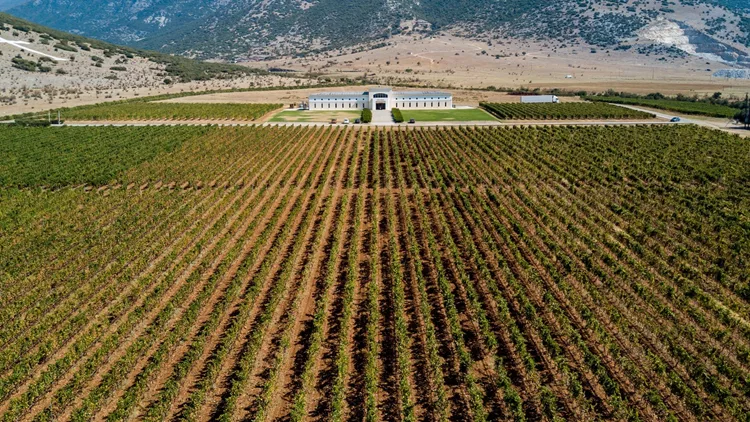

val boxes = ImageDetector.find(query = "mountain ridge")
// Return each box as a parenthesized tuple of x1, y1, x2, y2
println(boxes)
(7, 0, 750, 61)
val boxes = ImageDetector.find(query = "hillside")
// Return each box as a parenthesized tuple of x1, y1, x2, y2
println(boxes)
(6, 0, 750, 62)
(0, 13, 263, 81)
(0, 13, 299, 117)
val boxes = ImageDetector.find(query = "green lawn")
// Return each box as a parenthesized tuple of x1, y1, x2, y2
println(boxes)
(399, 108, 497, 122)
(269, 110, 362, 122)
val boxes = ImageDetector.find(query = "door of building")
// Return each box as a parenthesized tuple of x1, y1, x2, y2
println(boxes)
(376, 102, 386, 110)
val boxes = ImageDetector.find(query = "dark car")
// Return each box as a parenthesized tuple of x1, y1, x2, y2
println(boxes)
(670, 117, 681, 123)
(355, 119, 361, 124)
(409, 119, 416, 124)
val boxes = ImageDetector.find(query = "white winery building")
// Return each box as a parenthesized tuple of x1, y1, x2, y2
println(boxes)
(308, 87, 452, 111)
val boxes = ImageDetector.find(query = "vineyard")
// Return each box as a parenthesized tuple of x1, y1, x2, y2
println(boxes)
(481, 102, 654, 120)
(0, 126, 206, 187)
(0, 124, 748, 421)
(55, 102, 282, 121)
(583, 96, 740, 118)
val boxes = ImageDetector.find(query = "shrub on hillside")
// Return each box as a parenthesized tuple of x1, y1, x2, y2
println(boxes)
(392, 108, 404, 123)
(11, 56, 37, 72)
(53, 42, 77, 52)
(361, 108, 372, 123)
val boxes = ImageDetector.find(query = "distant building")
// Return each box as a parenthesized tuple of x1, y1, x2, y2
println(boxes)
(308, 87, 452, 111)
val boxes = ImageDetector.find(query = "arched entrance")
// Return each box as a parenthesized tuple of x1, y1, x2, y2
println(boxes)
(373, 92, 388, 110)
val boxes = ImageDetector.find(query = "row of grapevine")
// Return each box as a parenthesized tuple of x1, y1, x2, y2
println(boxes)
(1, 124, 747, 421)
(61, 102, 282, 121)
(584, 96, 740, 118)
(480, 102, 653, 120)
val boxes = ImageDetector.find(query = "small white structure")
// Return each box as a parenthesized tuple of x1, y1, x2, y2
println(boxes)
(520, 95, 560, 104)
(308, 87, 452, 111)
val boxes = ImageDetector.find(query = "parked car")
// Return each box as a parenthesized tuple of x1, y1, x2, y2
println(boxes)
(354, 118, 361, 124)
(330, 119, 337, 124)
(409, 119, 416, 124)
(343, 119, 350, 124)
(670, 117, 681, 123)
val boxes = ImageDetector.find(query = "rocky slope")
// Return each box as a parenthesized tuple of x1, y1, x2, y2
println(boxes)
(6, 0, 750, 62)
(0, 13, 278, 115)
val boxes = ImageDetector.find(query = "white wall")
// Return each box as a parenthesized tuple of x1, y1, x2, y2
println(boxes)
(393, 96, 452, 109)
(308, 93, 452, 110)
(309, 97, 368, 110)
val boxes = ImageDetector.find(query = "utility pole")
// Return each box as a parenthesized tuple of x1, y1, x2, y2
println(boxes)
(745, 93, 749, 129)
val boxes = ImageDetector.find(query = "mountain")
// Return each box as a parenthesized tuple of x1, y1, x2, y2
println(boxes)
(0, 0, 25, 11)
(7, 0, 750, 61)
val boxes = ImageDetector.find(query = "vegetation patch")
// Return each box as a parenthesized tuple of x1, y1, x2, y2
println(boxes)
(10, 56, 37, 72)
(585, 95, 742, 118)
(392, 108, 404, 123)
(361, 108, 372, 123)
(53, 42, 77, 52)
(269, 110, 360, 122)
(481, 102, 654, 120)
(400, 108, 497, 122)
(55, 102, 281, 121)
(0, 125, 747, 421)
(0, 126, 208, 187)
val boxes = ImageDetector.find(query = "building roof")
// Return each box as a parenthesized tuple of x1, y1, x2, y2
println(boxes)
(309, 92, 367, 98)
(308, 87, 452, 99)
(393, 91, 451, 96)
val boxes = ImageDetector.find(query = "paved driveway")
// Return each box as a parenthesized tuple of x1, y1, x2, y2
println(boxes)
(371, 110, 393, 124)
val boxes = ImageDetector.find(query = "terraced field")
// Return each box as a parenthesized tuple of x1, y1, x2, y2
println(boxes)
(0, 124, 748, 421)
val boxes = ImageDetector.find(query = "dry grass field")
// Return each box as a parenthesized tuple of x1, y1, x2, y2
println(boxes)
(244, 35, 750, 97)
